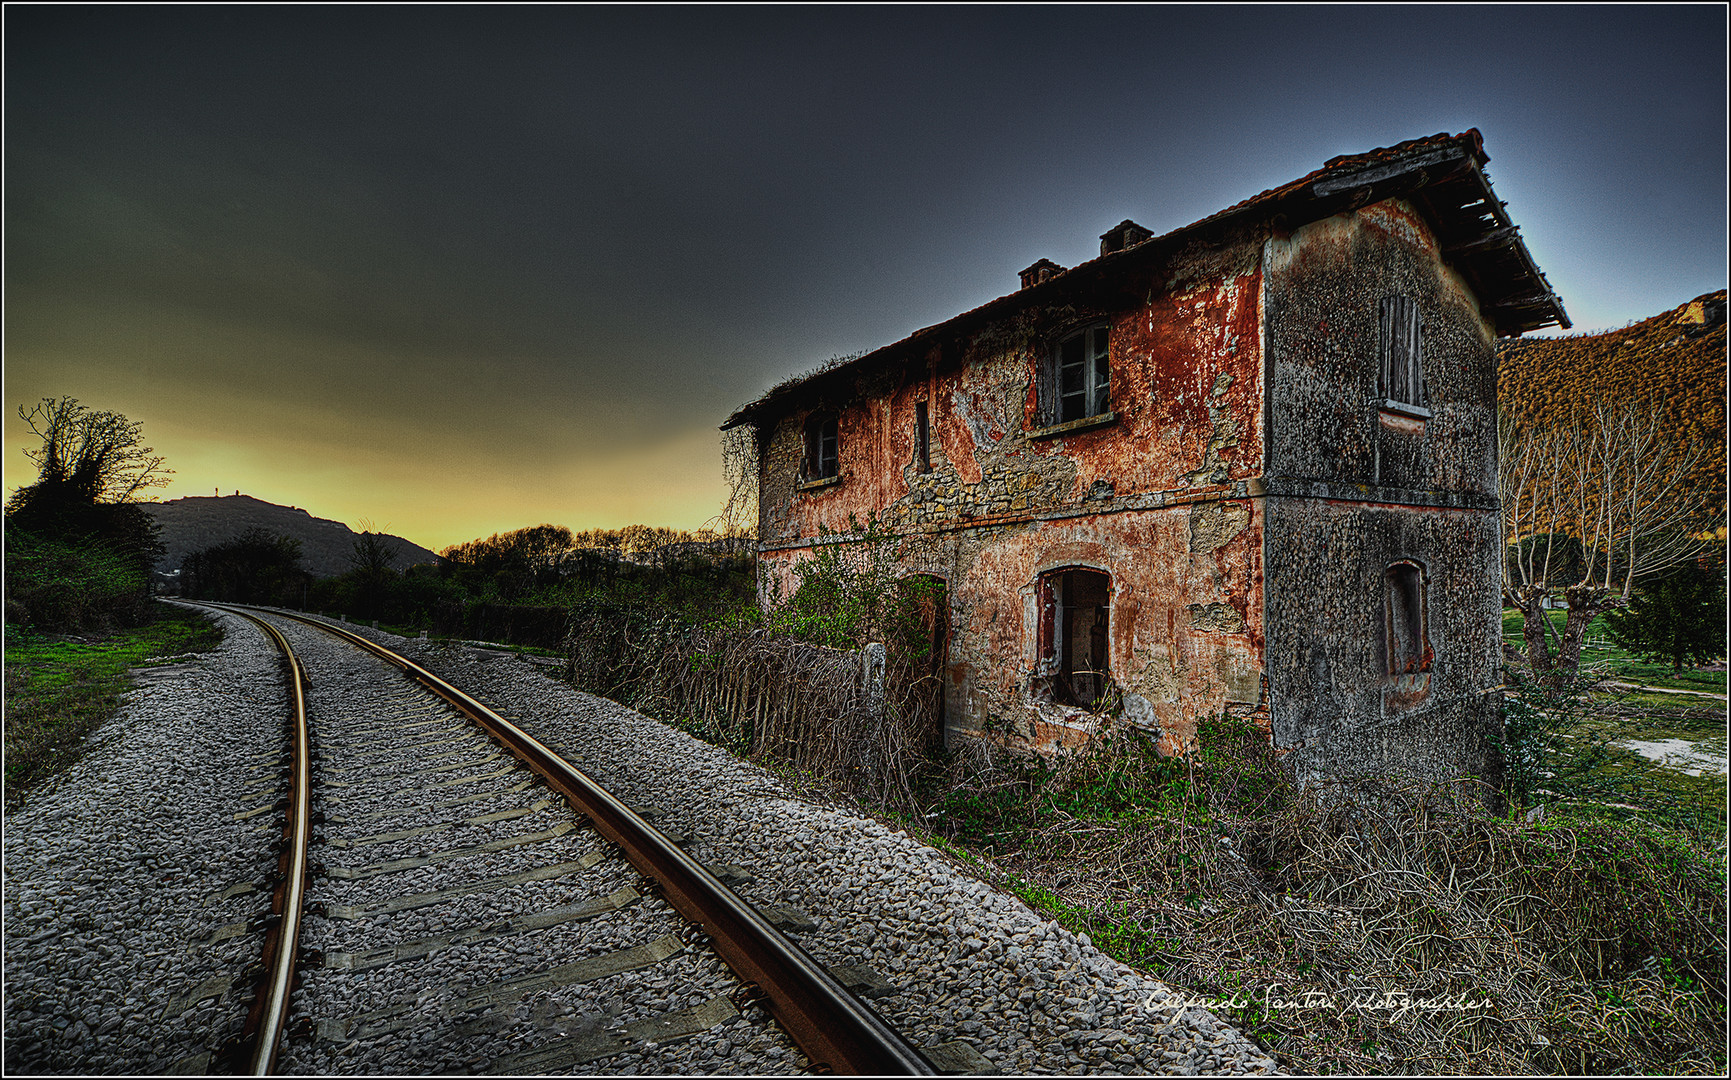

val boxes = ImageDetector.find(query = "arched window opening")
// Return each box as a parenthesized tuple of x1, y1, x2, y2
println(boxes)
(1036, 566, 1112, 707)
(1385, 560, 1433, 679)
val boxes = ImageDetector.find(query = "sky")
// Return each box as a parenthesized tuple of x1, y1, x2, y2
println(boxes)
(5, 4, 1726, 552)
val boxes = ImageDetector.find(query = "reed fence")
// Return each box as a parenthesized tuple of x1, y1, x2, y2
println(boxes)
(563, 605, 940, 809)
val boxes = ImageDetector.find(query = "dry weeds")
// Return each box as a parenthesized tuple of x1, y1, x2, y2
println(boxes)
(921, 723, 1726, 1075)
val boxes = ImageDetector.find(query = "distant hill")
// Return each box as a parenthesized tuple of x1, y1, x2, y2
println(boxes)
(141, 495, 441, 580)
(1498, 289, 1727, 510)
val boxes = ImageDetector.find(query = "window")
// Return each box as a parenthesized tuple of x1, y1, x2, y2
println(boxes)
(803, 413, 838, 482)
(914, 400, 931, 472)
(1050, 323, 1111, 425)
(1378, 295, 1425, 408)
(1036, 567, 1112, 707)
(1384, 561, 1432, 678)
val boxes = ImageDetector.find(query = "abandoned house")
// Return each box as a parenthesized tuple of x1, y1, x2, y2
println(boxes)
(723, 129, 1570, 786)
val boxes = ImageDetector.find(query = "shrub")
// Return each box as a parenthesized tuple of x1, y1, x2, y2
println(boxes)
(1497, 666, 1618, 810)
(1606, 558, 1728, 672)
(926, 714, 1727, 1075)
(3, 527, 153, 632)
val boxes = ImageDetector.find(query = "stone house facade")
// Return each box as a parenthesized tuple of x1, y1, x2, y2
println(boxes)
(724, 130, 1569, 785)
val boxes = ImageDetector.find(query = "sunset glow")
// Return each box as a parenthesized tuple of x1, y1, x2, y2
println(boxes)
(6, 5, 1724, 552)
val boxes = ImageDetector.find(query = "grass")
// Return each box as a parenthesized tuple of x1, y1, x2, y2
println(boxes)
(1500, 608, 1727, 835)
(1556, 698, 1727, 835)
(1502, 607, 1728, 696)
(901, 720, 1728, 1076)
(3, 605, 224, 808)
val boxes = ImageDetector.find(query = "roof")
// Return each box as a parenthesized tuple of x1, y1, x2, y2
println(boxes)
(725, 129, 1569, 432)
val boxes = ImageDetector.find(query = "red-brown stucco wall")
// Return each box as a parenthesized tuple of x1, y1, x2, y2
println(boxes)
(756, 241, 1270, 753)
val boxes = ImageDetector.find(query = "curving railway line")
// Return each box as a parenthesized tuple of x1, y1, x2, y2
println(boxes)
(187, 603, 934, 1075)
(4, 601, 1278, 1076)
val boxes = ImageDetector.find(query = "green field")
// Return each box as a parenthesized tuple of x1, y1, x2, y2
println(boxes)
(1503, 607, 1726, 835)
(3, 606, 224, 807)
(1501, 607, 1728, 696)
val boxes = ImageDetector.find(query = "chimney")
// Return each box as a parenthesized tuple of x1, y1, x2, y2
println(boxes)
(1019, 258, 1066, 290)
(1100, 219, 1153, 256)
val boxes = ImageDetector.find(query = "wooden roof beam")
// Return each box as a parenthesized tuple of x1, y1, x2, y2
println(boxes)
(1483, 292, 1564, 313)
(1444, 225, 1521, 257)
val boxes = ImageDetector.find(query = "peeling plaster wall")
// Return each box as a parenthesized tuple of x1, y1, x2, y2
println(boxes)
(1260, 201, 1503, 789)
(755, 241, 1270, 754)
(758, 500, 1264, 755)
(751, 198, 1503, 787)
(756, 246, 1266, 551)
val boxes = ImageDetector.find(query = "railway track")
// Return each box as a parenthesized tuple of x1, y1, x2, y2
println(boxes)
(188, 603, 936, 1075)
(6, 601, 1277, 1075)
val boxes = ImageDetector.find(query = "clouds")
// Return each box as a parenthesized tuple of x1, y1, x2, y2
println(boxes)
(5, 5, 1725, 549)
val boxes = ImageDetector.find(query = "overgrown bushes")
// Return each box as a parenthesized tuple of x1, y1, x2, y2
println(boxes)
(932, 716, 1727, 1075)
(562, 519, 947, 810)
(4, 527, 155, 632)
(4, 397, 169, 633)
(180, 528, 313, 606)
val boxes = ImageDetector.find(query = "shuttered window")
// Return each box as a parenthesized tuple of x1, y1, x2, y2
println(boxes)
(1051, 324, 1111, 424)
(804, 413, 838, 480)
(1379, 296, 1425, 407)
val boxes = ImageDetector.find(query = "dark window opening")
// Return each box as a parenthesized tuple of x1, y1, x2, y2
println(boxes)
(804, 413, 838, 481)
(915, 400, 931, 472)
(1037, 567, 1112, 707)
(1378, 295, 1425, 407)
(900, 574, 947, 743)
(1050, 323, 1111, 425)
(1385, 561, 1433, 678)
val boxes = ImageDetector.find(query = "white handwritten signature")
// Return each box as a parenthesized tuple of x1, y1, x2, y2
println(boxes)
(1146, 987, 1493, 1020)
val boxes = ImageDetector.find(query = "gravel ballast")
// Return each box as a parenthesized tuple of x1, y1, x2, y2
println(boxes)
(4, 608, 286, 1074)
(3, 608, 1279, 1075)
(385, 627, 1279, 1076)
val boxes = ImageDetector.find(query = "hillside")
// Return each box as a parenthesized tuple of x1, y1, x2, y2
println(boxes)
(1498, 289, 1727, 510)
(142, 495, 440, 580)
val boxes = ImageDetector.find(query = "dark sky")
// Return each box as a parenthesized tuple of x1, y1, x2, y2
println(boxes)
(5, 4, 1726, 549)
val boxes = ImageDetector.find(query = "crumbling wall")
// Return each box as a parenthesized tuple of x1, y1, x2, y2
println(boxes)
(1260, 201, 1503, 787)
(1262, 200, 1498, 494)
(1261, 497, 1502, 786)
(758, 496, 1264, 756)
(757, 243, 1266, 543)
(754, 237, 1270, 754)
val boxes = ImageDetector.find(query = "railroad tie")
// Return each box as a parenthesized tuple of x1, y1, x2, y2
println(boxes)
(320, 885, 640, 972)
(321, 850, 607, 919)
(482, 995, 741, 1073)
(317, 933, 686, 1044)
(322, 821, 578, 880)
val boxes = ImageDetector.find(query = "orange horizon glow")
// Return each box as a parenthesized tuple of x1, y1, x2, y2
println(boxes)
(4, 408, 734, 553)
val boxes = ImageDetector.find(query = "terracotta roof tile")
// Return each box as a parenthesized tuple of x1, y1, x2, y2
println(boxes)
(725, 129, 1557, 430)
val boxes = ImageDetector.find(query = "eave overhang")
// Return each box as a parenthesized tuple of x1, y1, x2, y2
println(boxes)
(724, 129, 1568, 433)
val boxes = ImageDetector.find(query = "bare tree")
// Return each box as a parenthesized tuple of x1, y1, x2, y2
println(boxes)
(10, 397, 172, 511)
(1500, 399, 1716, 680)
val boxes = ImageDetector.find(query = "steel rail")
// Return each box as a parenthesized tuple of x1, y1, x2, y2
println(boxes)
(258, 608, 936, 1076)
(188, 603, 311, 1076)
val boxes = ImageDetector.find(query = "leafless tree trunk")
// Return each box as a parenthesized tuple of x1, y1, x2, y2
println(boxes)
(1499, 400, 1714, 682)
